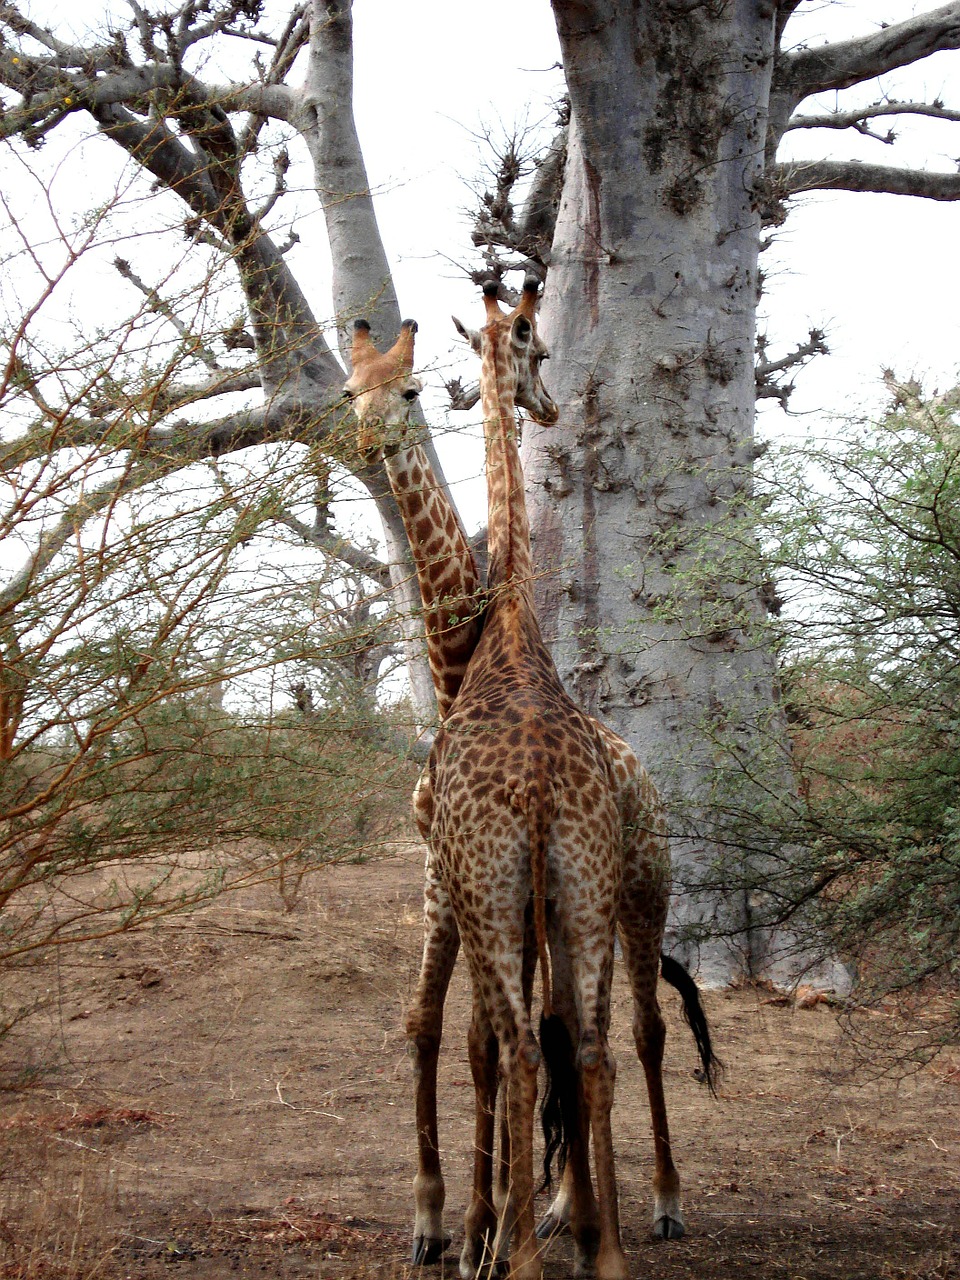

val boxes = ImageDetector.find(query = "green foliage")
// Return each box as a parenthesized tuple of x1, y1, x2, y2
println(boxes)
(1, 664, 414, 965)
(689, 382, 960, 1047)
(0, 342, 416, 1005)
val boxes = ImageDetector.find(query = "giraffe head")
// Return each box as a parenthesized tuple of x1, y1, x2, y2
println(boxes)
(453, 278, 559, 425)
(343, 318, 423, 457)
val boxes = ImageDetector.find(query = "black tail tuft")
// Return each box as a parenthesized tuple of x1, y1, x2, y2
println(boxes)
(660, 952, 724, 1096)
(539, 1012, 578, 1193)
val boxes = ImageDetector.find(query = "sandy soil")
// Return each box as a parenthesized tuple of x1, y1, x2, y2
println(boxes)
(1, 847, 958, 1279)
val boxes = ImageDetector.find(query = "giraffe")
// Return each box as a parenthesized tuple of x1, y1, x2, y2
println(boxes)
(343, 317, 482, 1264)
(343, 316, 483, 726)
(343, 306, 719, 1270)
(448, 280, 722, 1274)
(421, 277, 638, 1280)
(344, 314, 555, 1268)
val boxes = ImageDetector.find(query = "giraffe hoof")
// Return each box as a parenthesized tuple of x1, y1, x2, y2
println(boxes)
(412, 1234, 452, 1264)
(536, 1212, 570, 1240)
(653, 1214, 685, 1241)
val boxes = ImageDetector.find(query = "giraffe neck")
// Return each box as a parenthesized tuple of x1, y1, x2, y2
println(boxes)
(481, 336, 535, 596)
(382, 440, 483, 720)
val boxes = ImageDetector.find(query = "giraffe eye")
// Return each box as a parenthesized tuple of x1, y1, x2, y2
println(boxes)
(402, 388, 419, 401)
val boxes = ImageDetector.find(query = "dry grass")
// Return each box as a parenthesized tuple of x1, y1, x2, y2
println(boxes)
(0, 1135, 120, 1280)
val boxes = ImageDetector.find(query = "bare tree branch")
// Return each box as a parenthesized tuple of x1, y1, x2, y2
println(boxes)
(0, 454, 181, 613)
(0, 53, 294, 145)
(0, 392, 348, 477)
(239, 3, 310, 155)
(788, 99, 960, 138)
(467, 120, 567, 285)
(769, 5, 960, 164)
(777, 158, 960, 200)
(260, 508, 392, 587)
(445, 378, 481, 412)
(301, 0, 399, 358)
(756, 328, 829, 408)
(92, 100, 338, 394)
(202, 452, 391, 586)
(148, 368, 266, 414)
(113, 256, 223, 373)
(780, 4, 960, 101)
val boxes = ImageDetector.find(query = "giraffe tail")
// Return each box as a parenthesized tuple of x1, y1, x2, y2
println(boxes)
(660, 952, 724, 1096)
(512, 775, 577, 1190)
(538, 1008, 577, 1193)
(517, 775, 556, 1020)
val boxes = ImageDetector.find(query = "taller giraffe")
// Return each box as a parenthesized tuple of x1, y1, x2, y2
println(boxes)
(428, 279, 629, 1280)
(456, 283, 718, 1250)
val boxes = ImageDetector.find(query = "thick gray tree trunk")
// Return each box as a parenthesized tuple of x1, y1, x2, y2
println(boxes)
(300, 0, 440, 726)
(527, 2, 846, 987)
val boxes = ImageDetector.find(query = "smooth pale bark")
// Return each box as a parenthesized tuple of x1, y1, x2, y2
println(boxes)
(0, 0, 442, 730)
(527, 2, 847, 986)
(300, 0, 455, 725)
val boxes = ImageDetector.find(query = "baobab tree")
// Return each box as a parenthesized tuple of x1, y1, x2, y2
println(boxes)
(1, 1, 958, 982)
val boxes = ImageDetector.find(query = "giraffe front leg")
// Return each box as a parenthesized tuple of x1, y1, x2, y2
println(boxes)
(408, 860, 459, 1265)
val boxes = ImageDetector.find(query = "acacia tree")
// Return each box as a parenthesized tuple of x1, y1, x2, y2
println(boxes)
(0, 187, 412, 994)
(719, 378, 960, 1050)
(2, 2, 959, 985)
(801, 382, 960, 1033)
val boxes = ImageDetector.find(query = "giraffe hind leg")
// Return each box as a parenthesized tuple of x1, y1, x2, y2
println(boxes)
(640, 1004, 684, 1240)
(576, 1028, 628, 1280)
(501, 1028, 543, 1280)
(619, 925, 685, 1239)
(459, 996, 501, 1280)
(536, 935, 600, 1276)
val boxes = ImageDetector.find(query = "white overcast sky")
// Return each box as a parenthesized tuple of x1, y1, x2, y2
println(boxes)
(7, 1, 960, 535)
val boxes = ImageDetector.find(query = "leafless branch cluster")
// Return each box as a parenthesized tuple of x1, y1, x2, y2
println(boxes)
(0, 0, 440, 973)
(0, 0, 420, 633)
(466, 107, 569, 291)
(755, 328, 829, 409)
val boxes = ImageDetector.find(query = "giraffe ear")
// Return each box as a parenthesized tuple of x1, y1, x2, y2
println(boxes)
(510, 314, 533, 350)
(452, 315, 482, 356)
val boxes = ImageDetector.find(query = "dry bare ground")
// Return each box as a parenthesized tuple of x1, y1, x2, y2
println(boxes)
(1, 847, 958, 1280)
